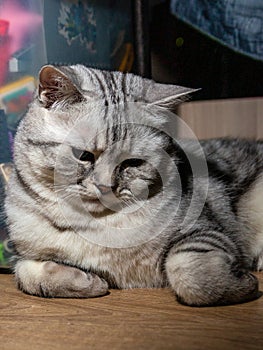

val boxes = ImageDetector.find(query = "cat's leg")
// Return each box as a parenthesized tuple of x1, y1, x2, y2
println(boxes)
(165, 249, 259, 306)
(15, 259, 109, 298)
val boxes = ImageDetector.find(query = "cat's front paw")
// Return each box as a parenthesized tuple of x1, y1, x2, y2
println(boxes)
(15, 260, 109, 298)
(40, 261, 109, 298)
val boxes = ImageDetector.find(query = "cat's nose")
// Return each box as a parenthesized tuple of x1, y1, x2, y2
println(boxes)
(96, 184, 112, 195)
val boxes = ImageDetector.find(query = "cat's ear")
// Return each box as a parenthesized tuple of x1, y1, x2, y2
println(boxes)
(38, 65, 84, 109)
(144, 81, 198, 108)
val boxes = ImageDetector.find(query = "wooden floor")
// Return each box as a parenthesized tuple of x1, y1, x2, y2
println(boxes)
(1, 273, 263, 350)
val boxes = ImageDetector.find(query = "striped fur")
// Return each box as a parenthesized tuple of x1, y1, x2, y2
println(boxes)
(5, 65, 263, 306)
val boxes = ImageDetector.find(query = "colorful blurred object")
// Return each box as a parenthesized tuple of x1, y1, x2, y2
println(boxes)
(0, 19, 10, 85)
(0, 0, 42, 56)
(0, 0, 43, 85)
(0, 18, 9, 36)
(0, 76, 35, 131)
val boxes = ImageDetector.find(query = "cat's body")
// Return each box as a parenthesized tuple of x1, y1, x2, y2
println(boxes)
(5, 65, 263, 306)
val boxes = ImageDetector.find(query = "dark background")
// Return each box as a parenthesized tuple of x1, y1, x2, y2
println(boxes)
(150, 1, 263, 101)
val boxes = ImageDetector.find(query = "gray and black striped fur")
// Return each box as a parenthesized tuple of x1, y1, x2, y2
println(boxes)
(5, 65, 263, 306)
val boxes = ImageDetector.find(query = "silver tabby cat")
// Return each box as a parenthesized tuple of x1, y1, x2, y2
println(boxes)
(5, 64, 263, 306)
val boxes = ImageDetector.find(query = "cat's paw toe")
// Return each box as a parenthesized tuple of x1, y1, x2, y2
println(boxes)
(85, 272, 109, 297)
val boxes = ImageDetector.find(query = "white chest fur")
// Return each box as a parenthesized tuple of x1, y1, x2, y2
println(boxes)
(238, 174, 263, 268)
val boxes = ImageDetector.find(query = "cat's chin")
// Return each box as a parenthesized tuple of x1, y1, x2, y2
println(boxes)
(83, 200, 109, 214)
(83, 198, 126, 216)
(83, 199, 119, 216)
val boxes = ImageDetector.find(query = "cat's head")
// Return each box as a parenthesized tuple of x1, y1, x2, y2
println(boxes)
(15, 65, 195, 215)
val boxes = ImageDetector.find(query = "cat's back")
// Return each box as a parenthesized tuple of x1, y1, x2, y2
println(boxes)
(200, 138, 263, 187)
(201, 138, 263, 169)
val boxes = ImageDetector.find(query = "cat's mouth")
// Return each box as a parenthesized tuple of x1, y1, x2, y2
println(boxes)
(65, 184, 139, 214)
(80, 190, 132, 214)
(80, 195, 101, 202)
(77, 188, 116, 213)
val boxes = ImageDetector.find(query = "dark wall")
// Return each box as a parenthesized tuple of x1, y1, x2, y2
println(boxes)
(150, 2, 263, 100)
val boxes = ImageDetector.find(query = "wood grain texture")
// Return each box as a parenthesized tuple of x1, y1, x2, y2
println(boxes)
(1, 273, 263, 350)
(178, 97, 263, 140)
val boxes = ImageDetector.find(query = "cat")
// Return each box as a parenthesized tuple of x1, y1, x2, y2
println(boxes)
(5, 64, 263, 306)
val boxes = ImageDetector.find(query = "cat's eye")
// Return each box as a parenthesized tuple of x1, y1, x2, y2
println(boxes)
(72, 148, 95, 163)
(121, 158, 145, 168)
